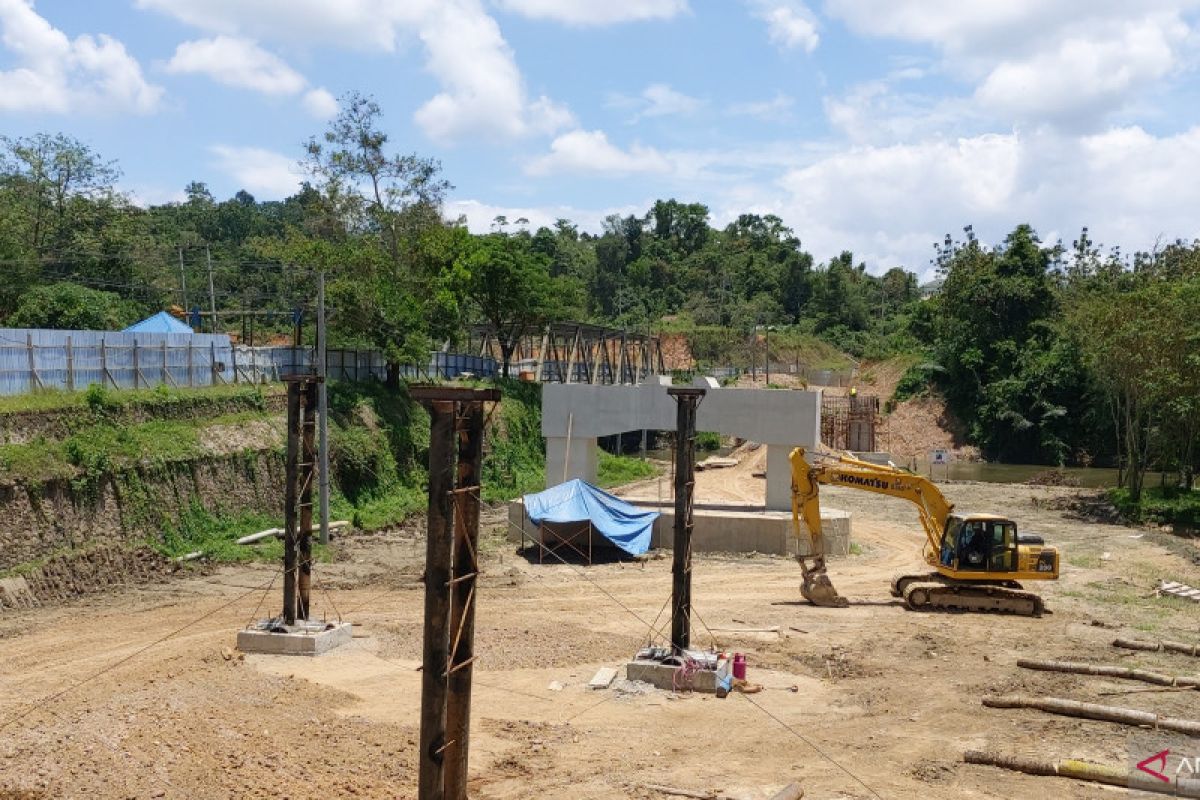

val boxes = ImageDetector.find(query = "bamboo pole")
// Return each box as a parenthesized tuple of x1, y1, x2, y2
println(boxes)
(964, 751, 1200, 798)
(1114, 637, 1200, 657)
(1017, 658, 1200, 688)
(982, 695, 1200, 735)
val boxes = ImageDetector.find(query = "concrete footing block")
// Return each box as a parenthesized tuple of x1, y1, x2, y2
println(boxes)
(236, 621, 352, 656)
(625, 657, 729, 694)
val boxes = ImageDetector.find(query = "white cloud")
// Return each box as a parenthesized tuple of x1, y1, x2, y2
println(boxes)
(0, 0, 162, 114)
(492, 0, 687, 25)
(135, 0, 434, 50)
(140, 0, 573, 144)
(728, 92, 795, 120)
(445, 198, 641, 233)
(823, 1, 1199, 130)
(640, 83, 702, 118)
(699, 125, 1200, 277)
(747, 1, 819, 52)
(209, 145, 302, 197)
(974, 17, 1187, 127)
(526, 130, 673, 176)
(165, 36, 306, 94)
(610, 83, 703, 122)
(302, 87, 338, 118)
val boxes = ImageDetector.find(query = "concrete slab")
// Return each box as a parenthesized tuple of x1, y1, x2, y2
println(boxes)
(541, 382, 821, 509)
(237, 621, 353, 656)
(625, 657, 729, 693)
(588, 666, 618, 689)
(506, 499, 851, 557)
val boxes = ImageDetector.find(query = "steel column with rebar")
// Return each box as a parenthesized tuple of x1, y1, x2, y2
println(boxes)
(298, 379, 317, 620)
(411, 386, 499, 800)
(667, 387, 705, 654)
(282, 379, 301, 625)
(282, 376, 319, 624)
(445, 400, 484, 800)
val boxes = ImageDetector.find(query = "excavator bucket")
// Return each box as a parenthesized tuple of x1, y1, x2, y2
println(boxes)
(799, 557, 849, 608)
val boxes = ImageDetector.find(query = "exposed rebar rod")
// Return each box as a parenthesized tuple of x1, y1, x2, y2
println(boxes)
(418, 399, 455, 800)
(445, 401, 484, 800)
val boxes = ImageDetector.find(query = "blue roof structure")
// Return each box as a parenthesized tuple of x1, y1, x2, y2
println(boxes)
(523, 479, 658, 556)
(123, 311, 194, 334)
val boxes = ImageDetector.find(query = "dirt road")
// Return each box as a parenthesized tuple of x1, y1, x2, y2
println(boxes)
(1, 479, 1198, 799)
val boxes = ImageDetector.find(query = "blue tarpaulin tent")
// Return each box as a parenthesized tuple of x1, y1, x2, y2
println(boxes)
(123, 312, 193, 334)
(522, 479, 658, 556)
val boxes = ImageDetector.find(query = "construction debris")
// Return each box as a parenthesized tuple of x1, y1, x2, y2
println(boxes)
(696, 456, 739, 471)
(1017, 658, 1200, 689)
(237, 520, 350, 545)
(982, 694, 1200, 735)
(964, 750, 1200, 798)
(588, 667, 618, 689)
(1113, 637, 1200, 657)
(1157, 580, 1200, 603)
(768, 784, 804, 800)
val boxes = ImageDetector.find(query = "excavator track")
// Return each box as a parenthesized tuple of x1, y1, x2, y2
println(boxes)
(901, 581, 1044, 617)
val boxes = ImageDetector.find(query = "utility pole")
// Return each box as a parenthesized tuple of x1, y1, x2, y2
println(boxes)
(205, 245, 217, 335)
(765, 323, 770, 385)
(177, 247, 188, 310)
(317, 272, 330, 546)
(667, 387, 704, 654)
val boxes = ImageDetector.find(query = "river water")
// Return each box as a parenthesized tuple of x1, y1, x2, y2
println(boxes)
(635, 443, 1139, 488)
(902, 460, 1136, 488)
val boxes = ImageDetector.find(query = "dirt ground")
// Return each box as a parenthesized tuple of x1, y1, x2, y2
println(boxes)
(2, 466, 1199, 798)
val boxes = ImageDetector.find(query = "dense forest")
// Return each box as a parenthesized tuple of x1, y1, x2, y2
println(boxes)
(1, 93, 1198, 499)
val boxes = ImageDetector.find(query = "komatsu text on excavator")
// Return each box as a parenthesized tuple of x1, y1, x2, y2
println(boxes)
(790, 447, 1059, 616)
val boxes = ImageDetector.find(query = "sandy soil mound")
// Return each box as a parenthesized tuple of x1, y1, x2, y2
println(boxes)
(884, 392, 979, 462)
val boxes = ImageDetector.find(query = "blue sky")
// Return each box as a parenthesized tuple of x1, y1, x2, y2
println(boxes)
(3, 1, 1200, 278)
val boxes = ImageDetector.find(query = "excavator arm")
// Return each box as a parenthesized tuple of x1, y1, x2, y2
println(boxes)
(789, 447, 954, 607)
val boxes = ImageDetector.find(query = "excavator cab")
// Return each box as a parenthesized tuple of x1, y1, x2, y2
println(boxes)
(941, 515, 1017, 572)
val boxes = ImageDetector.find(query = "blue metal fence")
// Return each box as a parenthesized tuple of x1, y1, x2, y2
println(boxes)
(0, 328, 499, 395)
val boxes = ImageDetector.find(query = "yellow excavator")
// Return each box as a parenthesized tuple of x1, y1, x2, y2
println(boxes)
(789, 447, 1059, 616)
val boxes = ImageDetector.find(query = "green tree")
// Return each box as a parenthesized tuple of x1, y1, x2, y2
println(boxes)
(455, 232, 573, 377)
(8, 282, 140, 330)
(299, 93, 456, 384)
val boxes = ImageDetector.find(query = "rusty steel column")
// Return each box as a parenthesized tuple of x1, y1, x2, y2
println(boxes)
(667, 387, 705, 655)
(445, 400, 485, 800)
(411, 385, 500, 800)
(419, 398, 455, 800)
(297, 379, 318, 620)
(282, 377, 302, 625)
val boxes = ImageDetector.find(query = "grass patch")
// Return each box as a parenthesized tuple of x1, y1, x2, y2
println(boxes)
(154, 501, 332, 564)
(0, 381, 277, 416)
(1109, 486, 1200, 529)
(1067, 552, 1103, 569)
(597, 453, 659, 488)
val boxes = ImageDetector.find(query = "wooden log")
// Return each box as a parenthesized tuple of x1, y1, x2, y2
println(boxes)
(1113, 637, 1200, 657)
(965, 750, 1200, 798)
(982, 694, 1200, 735)
(643, 785, 716, 800)
(1017, 658, 1200, 688)
(768, 782, 804, 800)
